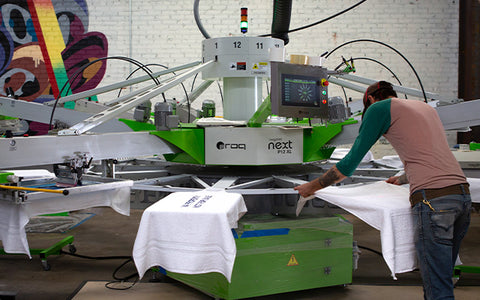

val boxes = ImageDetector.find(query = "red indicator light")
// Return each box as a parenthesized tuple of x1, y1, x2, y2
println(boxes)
(322, 99, 327, 104)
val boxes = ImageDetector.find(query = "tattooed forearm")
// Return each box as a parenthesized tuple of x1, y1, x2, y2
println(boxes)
(318, 167, 342, 188)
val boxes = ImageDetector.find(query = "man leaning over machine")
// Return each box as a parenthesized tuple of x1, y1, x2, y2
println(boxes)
(294, 81, 472, 300)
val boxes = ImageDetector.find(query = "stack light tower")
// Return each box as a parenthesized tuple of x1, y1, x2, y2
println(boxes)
(201, 7, 285, 121)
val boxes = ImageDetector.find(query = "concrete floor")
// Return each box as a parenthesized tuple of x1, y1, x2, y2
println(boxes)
(1, 207, 479, 300)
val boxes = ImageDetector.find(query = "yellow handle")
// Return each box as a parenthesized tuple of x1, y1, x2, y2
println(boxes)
(0, 184, 69, 195)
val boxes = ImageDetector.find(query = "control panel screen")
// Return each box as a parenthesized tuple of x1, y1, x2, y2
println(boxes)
(282, 74, 321, 107)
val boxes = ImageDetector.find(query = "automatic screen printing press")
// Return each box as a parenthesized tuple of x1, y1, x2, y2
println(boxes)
(0, 169, 132, 261)
(131, 167, 480, 299)
(1, 5, 479, 297)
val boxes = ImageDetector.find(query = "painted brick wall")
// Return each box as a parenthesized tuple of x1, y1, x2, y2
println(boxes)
(86, 0, 459, 115)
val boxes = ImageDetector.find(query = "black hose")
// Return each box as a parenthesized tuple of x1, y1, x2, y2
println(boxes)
(271, 0, 293, 45)
(262, 0, 367, 40)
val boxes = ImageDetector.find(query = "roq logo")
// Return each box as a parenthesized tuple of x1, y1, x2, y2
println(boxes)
(216, 141, 247, 150)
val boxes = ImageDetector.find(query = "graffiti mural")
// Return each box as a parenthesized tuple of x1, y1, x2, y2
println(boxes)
(0, 0, 108, 134)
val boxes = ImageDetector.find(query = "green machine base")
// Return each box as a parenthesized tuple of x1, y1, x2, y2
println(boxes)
(165, 215, 353, 299)
(453, 264, 480, 285)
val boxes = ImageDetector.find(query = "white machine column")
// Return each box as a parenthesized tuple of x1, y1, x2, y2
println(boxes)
(223, 76, 262, 121)
(202, 36, 284, 120)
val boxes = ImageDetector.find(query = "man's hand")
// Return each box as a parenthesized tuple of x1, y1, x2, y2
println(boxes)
(386, 173, 408, 185)
(294, 165, 346, 197)
(294, 180, 320, 198)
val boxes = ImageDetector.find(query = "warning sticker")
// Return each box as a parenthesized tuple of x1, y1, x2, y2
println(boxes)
(230, 62, 247, 71)
(236, 62, 246, 70)
(287, 254, 299, 266)
(252, 62, 268, 70)
(259, 62, 268, 68)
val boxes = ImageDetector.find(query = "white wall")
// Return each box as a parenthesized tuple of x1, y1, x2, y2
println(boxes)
(86, 0, 459, 115)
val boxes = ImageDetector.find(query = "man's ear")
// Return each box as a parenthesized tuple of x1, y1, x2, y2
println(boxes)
(367, 95, 375, 104)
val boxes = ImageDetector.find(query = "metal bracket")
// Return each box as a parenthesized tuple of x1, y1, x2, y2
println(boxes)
(54, 153, 92, 186)
(0, 189, 27, 204)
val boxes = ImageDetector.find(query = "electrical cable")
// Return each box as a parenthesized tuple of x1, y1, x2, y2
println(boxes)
(49, 56, 159, 130)
(60, 250, 139, 290)
(325, 39, 428, 103)
(358, 245, 383, 257)
(59, 250, 131, 260)
(183, 80, 191, 123)
(119, 63, 191, 110)
(191, 73, 199, 92)
(105, 258, 139, 290)
(189, 73, 200, 122)
(260, 0, 367, 37)
(117, 63, 169, 102)
(341, 86, 349, 106)
(334, 56, 408, 99)
(217, 81, 223, 104)
(133, 65, 191, 122)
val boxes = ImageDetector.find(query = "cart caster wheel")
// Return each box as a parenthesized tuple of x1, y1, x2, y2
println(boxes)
(42, 261, 51, 271)
(69, 244, 77, 254)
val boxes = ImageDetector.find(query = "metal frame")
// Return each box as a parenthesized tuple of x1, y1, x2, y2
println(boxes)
(59, 61, 214, 135)
(0, 97, 132, 133)
(0, 132, 178, 168)
(44, 61, 202, 106)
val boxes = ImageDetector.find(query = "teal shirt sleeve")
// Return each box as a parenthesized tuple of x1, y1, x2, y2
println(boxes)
(336, 99, 392, 176)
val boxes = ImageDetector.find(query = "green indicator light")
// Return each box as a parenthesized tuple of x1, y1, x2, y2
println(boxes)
(322, 90, 327, 95)
(240, 21, 248, 33)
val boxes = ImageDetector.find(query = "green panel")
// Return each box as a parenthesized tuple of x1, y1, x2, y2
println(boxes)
(247, 96, 271, 127)
(470, 142, 480, 151)
(41, 212, 69, 217)
(0, 172, 14, 184)
(151, 129, 205, 165)
(119, 119, 156, 131)
(119, 119, 198, 131)
(303, 119, 357, 162)
(163, 152, 201, 165)
(119, 119, 205, 164)
(0, 116, 16, 120)
(166, 216, 353, 299)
